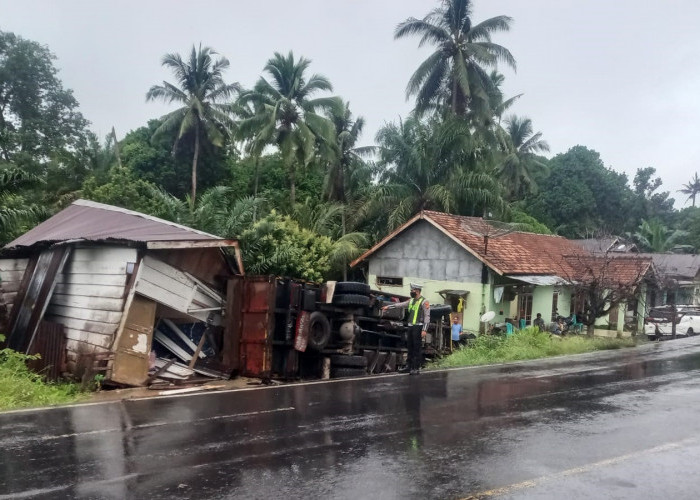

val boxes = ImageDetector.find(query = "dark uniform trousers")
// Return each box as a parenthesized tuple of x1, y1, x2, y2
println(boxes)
(407, 323, 423, 371)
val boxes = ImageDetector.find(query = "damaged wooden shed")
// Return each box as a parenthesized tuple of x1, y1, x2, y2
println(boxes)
(0, 199, 244, 386)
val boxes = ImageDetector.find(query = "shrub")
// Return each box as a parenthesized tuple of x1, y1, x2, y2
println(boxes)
(0, 334, 83, 411)
(429, 327, 637, 369)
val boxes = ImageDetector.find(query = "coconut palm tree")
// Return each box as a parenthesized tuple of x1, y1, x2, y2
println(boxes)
(634, 219, 688, 252)
(679, 173, 700, 207)
(148, 185, 264, 239)
(498, 115, 550, 200)
(292, 199, 368, 279)
(487, 71, 521, 122)
(146, 45, 239, 204)
(237, 52, 341, 206)
(370, 116, 505, 230)
(395, 0, 516, 117)
(322, 101, 374, 236)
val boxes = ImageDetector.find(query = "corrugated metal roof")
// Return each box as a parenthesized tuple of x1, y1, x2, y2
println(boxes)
(506, 275, 569, 286)
(638, 253, 700, 280)
(572, 237, 637, 254)
(5, 199, 222, 250)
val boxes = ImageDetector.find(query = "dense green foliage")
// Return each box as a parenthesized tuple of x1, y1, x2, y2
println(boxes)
(0, 336, 83, 411)
(429, 328, 637, 369)
(2, 0, 699, 277)
(240, 212, 335, 282)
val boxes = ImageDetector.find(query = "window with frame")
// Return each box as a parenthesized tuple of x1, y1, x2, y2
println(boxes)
(377, 276, 403, 286)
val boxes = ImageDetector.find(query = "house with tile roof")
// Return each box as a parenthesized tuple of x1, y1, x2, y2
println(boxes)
(573, 238, 700, 309)
(351, 211, 652, 334)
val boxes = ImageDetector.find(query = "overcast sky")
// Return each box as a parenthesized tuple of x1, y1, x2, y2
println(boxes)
(2, 0, 699, 207)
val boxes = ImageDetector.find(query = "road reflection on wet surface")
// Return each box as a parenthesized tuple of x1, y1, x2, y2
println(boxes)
(3, 338, 700, 499)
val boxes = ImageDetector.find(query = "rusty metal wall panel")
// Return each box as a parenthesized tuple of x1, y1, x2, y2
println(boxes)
(223, 278, 243, 372)
(7, 247, 71, 353)
(27, 321, 66, 380)
(238, 276, 276, 378)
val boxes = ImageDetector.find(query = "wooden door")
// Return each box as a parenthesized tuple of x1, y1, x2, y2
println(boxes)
(111, 295, 156, 386)
(518, 292, 533, 325)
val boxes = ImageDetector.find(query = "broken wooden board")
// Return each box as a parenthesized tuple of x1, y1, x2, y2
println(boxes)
(111, 295, 156, 386)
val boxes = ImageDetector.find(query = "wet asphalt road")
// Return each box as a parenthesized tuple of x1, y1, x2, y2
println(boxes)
(3, 339, 700, 500)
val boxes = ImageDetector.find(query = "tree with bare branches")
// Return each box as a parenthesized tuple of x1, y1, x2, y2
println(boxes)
(562, 254, 653, 337)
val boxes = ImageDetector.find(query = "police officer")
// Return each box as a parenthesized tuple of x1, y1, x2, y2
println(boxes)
(382, 283, 430, 374)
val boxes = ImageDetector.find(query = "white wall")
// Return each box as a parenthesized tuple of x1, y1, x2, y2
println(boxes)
(0, 258, 29, 316)
(44, 247, 136, 372)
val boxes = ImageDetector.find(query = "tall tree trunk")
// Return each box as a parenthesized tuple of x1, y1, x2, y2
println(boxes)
(339, 161, 348, 280)
(341, 207, 347, 281)
(671, 296, 677, 340)
(452, 73, 458, 114)
(253, 154, 260, 222)
(289, 164, 296, 206)
(253, 155, 260, 198)
(191, 121, 200, 206)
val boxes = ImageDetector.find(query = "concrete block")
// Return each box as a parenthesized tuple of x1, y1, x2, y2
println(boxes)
(459, 259, 481, 281)
(417, 260, 431, 278)
(380, 258, 401, 276)
(379, 241, 403, 259)
(445, 261, 460, 280)
(429, 260, 447, 281)
(403, 259, 418, 277)
(404, 243, 422, 259)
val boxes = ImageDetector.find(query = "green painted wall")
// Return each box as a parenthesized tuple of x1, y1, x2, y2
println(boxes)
(369, 274, 489, 333)
(532, 286, 553, 325)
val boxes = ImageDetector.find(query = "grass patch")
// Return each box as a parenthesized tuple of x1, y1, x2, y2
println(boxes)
(0, 336, 85, 411)
(428, 327, 639, 370)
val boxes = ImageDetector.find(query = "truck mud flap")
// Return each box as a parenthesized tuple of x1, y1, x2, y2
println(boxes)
(363, 350, 397, 373)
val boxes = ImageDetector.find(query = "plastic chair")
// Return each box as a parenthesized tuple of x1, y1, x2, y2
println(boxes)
(570, 314, 584, 333)
(505, 322, 514, 335)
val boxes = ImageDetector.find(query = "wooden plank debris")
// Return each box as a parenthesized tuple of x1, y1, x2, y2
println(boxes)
(161, 318, 206, 360)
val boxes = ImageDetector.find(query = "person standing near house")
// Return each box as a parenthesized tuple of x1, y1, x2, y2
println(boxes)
(382, 283, 430, 374)
(451, 315, 462, 350)
(533, 313, 546, 332)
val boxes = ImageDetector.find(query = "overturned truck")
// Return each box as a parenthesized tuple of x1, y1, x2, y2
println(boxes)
(0, 200, 453, 386)
(233, 277, 453, 380)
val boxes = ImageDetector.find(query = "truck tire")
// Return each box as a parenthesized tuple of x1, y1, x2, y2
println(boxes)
(331, 367, 366, 378)
(430, 305, 452, 318)
(333, 294, 370, 307)
(380, 303, 405, 320)
(335, 281, 371, 295)
(330, 354, 368, 368)
(307, 311, 331, 351)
